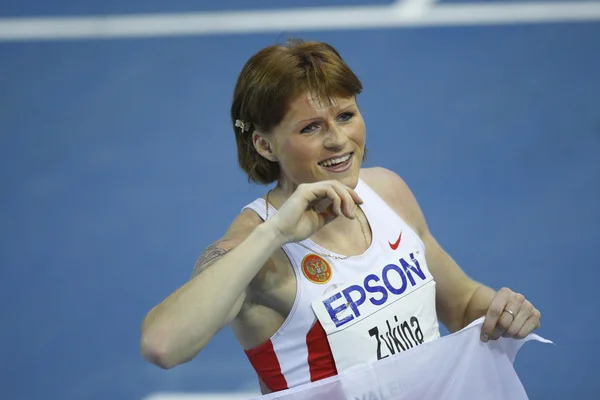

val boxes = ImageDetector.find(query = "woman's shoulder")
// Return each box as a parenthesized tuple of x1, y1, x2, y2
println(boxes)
(359, 167, 426, 236)
(221, 206, 265, 245)
(359, 166, 411, 201)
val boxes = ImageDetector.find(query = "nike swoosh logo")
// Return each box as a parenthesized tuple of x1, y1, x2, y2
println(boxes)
(389, 232, 402, 250)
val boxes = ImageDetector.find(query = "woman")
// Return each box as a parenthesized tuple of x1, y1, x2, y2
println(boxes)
(140, 39, 541, 394)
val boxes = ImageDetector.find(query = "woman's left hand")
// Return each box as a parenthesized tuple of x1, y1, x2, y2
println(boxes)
(480, 287, 541, 342)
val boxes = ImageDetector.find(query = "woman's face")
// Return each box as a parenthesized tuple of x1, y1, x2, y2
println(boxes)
(263, 92, 366, 192)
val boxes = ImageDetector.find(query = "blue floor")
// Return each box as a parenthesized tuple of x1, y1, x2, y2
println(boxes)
(1, 1, 599, 399)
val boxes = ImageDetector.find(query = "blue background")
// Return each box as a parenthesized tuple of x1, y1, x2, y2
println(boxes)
(1, 1, 599, 399)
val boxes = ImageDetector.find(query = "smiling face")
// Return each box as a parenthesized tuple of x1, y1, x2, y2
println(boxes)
(233, 40, 365, 186)
(254, 92, 366, 193)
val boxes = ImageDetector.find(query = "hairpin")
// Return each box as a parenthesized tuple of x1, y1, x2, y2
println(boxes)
(235, 119, 250, 132)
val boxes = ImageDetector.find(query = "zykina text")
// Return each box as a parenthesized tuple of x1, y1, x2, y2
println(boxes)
(369, 315, 424, 360)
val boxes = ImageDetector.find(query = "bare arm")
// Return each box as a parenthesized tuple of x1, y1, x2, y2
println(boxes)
(420, 231, 492, 332)
(190, 240, 230, 279)
(140, 215, 286, 369)
(140, 180, 364, 369)
(142, 239, 240, 333)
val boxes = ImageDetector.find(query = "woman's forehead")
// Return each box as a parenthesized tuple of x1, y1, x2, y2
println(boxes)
(287, 92, 355, 116)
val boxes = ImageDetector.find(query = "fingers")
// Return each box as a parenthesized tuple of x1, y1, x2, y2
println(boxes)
(481, 288, 541, 343)
(489, 292, 524, 340)
(480, 291, 508, 342)
(346, 186, 364, 206)
(481, 287, 525, 341)
(325, 186, 343, 217)
(318, 203, 338, 226)
(515, 308, 542, 339)
(330, 181, 362, 218)
(301, 181, 363, 219)
(502, 297, 531, 338)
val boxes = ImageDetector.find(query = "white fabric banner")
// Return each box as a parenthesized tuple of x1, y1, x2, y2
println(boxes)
(252, 317, 552, 400)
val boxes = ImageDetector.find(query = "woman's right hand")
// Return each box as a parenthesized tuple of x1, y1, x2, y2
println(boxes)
(266, 180, 363, 244)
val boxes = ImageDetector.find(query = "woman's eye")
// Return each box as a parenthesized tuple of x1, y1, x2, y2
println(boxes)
(300, 124, 318, 134)
(300, 113, 354, 133)
(338, 112, 354, 122)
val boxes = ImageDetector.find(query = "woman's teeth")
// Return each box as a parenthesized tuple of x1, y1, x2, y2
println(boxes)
(320, 153, 351, 167)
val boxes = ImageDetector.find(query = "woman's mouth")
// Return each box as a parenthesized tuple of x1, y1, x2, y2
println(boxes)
(318, 152, 353, 172)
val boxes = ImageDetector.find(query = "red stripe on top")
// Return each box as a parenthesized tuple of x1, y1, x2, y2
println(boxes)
(244, 339, 288, 392)
(306, 320, 338, 382)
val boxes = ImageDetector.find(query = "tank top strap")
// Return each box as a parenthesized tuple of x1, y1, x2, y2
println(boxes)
(240, 197, 278, 222)
(355, 177, 385, 208)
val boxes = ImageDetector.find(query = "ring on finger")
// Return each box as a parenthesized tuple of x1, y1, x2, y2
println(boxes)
(503, 308, 516, 319)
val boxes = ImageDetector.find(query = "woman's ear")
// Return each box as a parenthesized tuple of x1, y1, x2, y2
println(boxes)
(252, 131, 278, 162)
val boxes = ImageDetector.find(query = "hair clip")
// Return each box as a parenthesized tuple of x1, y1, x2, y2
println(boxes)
(235, 119, 250, 132)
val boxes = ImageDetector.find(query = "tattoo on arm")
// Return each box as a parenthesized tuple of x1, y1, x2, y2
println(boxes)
(190, 241, 231, 279)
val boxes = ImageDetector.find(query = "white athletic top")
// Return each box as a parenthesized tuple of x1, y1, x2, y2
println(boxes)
(242, 179, 440, 392)
(252, 317, 553, 400)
